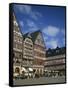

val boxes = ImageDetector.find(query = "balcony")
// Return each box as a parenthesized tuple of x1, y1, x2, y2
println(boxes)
(34, 49, 46, 54)
(13, 62, 21, 66)
(13, 30, 22, 37)
(22, 63, 33, 67)
(35, 56, 46, 60)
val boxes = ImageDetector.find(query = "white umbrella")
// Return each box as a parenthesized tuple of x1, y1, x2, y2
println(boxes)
(28, 68, 33, 72)
(22, 67, 28, 72)
(13, 73, 19, 77)
(44, 70, 48, 72)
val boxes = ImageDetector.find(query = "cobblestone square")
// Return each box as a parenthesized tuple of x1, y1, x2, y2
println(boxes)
(13, 76, 66, 86)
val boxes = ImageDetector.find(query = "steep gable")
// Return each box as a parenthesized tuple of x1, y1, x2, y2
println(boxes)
(35, 32, 45, 47)
(23, 33, 32, 40)
(13, 13, 23, 36)
(31, 30, 45, 47)
(30, 30, 40, 43)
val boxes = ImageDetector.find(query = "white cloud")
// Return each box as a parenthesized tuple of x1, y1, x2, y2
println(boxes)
(61, 29, 65, 36)
(15, 5, 42, 20)
(46, 39, 58, 49)
(63, 38, 65, 46)
(19, 21, 24, 27)
(44, 28, 65, 48)
(17, 5, 31, 14)
(42, 25, 59, 37)
(27, 20, 36, 27)
(26, 19, 39, 32)
(31, 12, 42, 20)
(29, 27, 39, 31)
(35, 12, 42, 17)
(43, 35, 48, 41)
(59, 29, 65, 46)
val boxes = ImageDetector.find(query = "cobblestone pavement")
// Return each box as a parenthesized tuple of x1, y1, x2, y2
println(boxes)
(13, 76, 66, 86)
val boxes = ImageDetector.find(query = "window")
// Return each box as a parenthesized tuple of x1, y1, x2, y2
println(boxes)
(15, 67, 20, 73)
(48, 51, 51, 54)
(14, 20, 18, 26)
(56, 50, 59, 53)
(19, 54, 22, 58)
(37, 39, 40, 43)
(14, 26, 18, 32)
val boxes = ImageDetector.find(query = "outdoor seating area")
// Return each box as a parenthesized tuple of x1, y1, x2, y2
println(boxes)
(13, 67, 65, 80)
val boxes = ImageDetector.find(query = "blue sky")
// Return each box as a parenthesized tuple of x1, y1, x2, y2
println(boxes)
(13, 4, 66, 49)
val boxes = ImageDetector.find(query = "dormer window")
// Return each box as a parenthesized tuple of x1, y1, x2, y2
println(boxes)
(28, 34, 31, 38)
(56, 50, 59, 53)
(14, 20, 18, 26)
(56, 46, 59, 53)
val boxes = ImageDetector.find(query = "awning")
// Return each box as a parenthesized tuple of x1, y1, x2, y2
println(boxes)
(44, 70, 48, 72)
(28, 68, 33, 72)
(13, 73, 19, 77)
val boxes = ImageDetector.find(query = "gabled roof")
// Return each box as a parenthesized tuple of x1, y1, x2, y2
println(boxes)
(13, 12, 23, 36)
(23, 33, 32, 40)
(30, 30, 41, 43)
(46, 47, 66, 57)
